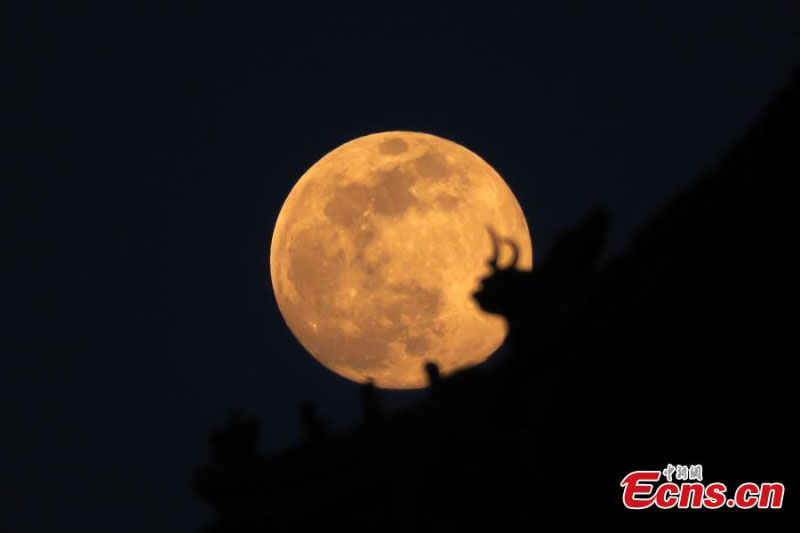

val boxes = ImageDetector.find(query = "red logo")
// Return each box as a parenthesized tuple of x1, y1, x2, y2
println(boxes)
(621, 465, 784, 510)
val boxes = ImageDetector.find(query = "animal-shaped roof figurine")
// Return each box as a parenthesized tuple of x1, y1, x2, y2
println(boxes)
(473, 208, 609, 356)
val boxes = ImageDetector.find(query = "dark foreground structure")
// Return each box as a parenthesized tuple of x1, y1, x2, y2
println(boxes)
(194, 72, 797, 531)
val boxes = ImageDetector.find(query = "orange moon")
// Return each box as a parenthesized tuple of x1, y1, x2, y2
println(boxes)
(270, 132, 532, 389)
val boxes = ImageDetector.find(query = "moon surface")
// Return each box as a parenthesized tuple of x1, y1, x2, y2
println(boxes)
(270, 132, 532, 389)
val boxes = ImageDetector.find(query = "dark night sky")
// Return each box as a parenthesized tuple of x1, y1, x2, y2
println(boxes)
(4, 3, 800, 531)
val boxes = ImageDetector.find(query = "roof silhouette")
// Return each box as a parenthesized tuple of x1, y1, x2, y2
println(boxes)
(194, 68, 798, 532)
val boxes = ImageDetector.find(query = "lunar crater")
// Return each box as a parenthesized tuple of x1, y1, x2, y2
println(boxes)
(378, 137, 409, 155)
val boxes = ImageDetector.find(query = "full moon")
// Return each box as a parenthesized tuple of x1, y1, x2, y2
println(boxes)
(270, 132, 532, 389)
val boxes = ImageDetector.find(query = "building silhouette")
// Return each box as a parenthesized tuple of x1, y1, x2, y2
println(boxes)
(194, 69, 797, 532)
